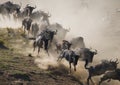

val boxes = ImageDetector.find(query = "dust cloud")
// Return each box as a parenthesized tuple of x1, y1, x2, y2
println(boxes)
(1, 0, 120, 84)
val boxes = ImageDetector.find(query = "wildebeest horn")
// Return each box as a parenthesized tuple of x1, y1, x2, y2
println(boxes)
(95, 49, 97, 54)
(115, 58, 118, 63)
(110, 59, 112, 62)
(117, 61, 119, 64)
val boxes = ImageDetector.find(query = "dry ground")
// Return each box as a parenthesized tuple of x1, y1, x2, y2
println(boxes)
(0, 28, 83, 85)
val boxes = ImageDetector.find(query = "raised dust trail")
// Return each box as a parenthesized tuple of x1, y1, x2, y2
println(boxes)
(0, 0, 120, 84)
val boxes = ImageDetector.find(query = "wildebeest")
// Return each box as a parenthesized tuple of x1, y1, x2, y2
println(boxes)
(57, 49, 79, 73)
(31, 22, 39, 37)
(55, 40, 72, 53)
(86, 59, 119, 85)
(0, 1, 21, 17)
(33, 35, 44, 54)
(99, 68, 120, 85)
(40, 11, 51, 25)
(22, 17, 33, 35)
(75, 48, 97, 68)
(70, 36, 85, 49)
(48, 23, 71, 41)
(13, 4, 37, 20)
(33, 28, 57, 55)
(23, 4, 36, 16)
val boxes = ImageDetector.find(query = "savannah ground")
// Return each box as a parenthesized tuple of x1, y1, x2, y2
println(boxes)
(0, 28, 83, 85)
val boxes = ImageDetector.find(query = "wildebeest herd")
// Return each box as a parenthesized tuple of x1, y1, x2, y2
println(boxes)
(0, 1, 120, 85)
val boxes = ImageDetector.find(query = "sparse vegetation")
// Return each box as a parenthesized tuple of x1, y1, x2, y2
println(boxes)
(0, 28, 82, 85)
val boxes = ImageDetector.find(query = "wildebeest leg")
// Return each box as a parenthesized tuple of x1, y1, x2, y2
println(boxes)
(69, 62, 72, 74)
(44, 40, 49, 56)
(38, 46, 40, 55)
(57, 57, 60, 61)
(56, 48, 59, 53)
(107, 79, 111, 82)
(90, 77, 94, 85)
(87, 75, 91, 85)
(28, 30, 29, 36)
(46, 49, 49, 56)
(57, 56, 61, 61)
(57, 56, 64, 61)
(99, 77, 108, 85)
(85, 59, 89, 69)
(73, 64, 76, 71)
(33, 41, 36, 52)
(24, 27, 25, 34)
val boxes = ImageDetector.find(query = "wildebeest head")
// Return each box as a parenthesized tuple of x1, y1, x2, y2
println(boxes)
(86, 49, 97, 62)
(12, 3, 21, 14)
(107, 58, 119, 70)
(92, 49, 97, 55)
(50, 30, 57, 41)
(40, 11, 51, 18)
(62, 40, 72, 50)
(23, 4, 36, 16)
(26, 4, 36, 9)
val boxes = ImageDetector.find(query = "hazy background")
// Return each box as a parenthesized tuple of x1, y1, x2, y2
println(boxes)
(0, 0, 119, 59)
(0, 0, 120, 84)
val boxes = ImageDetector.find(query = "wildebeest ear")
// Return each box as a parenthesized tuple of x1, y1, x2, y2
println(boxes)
(115, 58, 119, 63)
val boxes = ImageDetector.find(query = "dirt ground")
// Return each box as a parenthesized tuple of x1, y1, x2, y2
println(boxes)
(0, 28, 83, 85)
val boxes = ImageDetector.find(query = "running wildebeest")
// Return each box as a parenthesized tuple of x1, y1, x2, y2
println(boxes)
(48, 23, 71, 41)
(70, 36, 85, 49)
(86, 59, 119, 85)
(13, 4, 37, 20)
(57, 49, 79, 73)
(55, 40, 72, 53)
(99, 68, 120, 85)
(0, 1, 21, 17)
(31, 22, 39, 37)
(47, 29, 57, 43)
(33, 28, 57, 55)
(75, 48, 97, 68)
(23, 4, 36, 16)
(40, 11, 51, 25)
(22, 17, 33, 35)
(33, 35, 43, 54)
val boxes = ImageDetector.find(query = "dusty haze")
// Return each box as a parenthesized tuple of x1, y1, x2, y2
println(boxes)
(0, 0, 120, 84)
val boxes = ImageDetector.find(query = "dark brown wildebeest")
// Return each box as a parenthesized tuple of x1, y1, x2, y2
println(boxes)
(75, 48, 97, 69)
(0, 1, 21, 17)
(70, 36, 85, 49)
(33, 28, 57, 55)
(86, 59, 119, 85)
(55, 40, 72, 53)
(22, 17, 33, 35)
(99, 68, 120, 85)
(31, 22, 39, 38)
(57, 49, 79, 73)
(23, 4, 36, 16)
